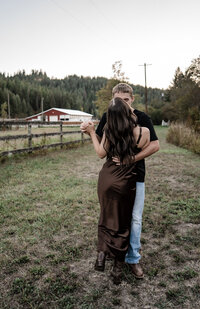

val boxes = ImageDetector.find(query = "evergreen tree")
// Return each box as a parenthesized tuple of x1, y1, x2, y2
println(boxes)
(166, 57, 200, 127)
(1, 102, 8, 118)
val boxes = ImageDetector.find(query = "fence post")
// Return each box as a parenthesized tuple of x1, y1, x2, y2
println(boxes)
(28, 123, 32, 151)
(60, 122, 63, 148)
(81, 132, 84, 144)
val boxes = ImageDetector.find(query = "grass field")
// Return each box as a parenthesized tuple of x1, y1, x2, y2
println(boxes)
(0, 126, 200, 308)
(0, 126, 83, 152)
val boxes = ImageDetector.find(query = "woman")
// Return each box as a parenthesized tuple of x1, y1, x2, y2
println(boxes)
(84, 97, 150, 283)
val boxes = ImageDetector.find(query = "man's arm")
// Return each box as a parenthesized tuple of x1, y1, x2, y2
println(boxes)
(112, 133, 159, 165)
(133, 111, 159, 161)
(135, 140, 160, 162)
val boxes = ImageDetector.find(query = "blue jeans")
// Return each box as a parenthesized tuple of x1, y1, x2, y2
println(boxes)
(125, 182, 145, 264)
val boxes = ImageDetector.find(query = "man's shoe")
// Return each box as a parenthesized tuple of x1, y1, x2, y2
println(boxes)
(110, 259, 124, 285)
(94, 251, 106, 271)
(128, 263, 144, 279)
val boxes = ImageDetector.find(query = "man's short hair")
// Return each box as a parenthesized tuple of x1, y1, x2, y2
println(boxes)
(112, 83, 133, 97)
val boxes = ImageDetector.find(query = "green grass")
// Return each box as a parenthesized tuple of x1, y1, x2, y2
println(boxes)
(0, 126, 200, 308)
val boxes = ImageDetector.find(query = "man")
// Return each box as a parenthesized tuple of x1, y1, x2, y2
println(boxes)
(81, 83, 159, 278)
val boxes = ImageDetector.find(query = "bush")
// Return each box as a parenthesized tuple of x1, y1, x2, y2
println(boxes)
(166, 123, 200, 154)
(148, 108, 163, 125)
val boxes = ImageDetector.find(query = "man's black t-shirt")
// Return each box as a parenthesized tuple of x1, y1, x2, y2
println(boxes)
(96, 109, 158, 182)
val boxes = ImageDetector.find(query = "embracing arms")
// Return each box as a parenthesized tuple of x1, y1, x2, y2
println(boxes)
(135, 140, 160, 162)
(80, 121, 154, 161)
(112, 135, 159, 165)
(134, 126, 150, 150)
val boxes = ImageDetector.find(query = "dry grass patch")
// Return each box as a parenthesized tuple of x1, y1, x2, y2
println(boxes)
(166, 123, 200, 154)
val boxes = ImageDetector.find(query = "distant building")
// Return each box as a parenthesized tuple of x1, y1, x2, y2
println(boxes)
(26, 108, 93, 122)
(161, 120, 170, 126)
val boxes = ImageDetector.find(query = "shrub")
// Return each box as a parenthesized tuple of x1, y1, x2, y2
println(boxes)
(166, 123, 200, 154)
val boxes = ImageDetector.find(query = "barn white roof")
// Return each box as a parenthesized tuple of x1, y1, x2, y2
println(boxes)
(54, 108, 93, 116)
(26, 108, 93, 119)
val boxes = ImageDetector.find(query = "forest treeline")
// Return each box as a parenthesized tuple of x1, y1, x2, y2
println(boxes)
(0, 56, 199, 127)
(0, 70, 163, 120)
(0, 72, 107, 119)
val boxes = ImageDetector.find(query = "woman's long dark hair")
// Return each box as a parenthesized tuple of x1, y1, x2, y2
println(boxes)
(104, 97, 138, 164)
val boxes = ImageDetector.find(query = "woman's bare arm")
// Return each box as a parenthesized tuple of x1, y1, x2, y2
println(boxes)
(84, 121, 107, 159)
(90, 131, 107, 158)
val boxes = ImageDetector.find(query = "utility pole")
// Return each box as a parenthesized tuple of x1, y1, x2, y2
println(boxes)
(7, 91, 11, 119)
(139, 63, 152, 114)
(41, 97, 44, 121)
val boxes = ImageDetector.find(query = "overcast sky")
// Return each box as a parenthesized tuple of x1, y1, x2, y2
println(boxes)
(0, 0, 199, 89)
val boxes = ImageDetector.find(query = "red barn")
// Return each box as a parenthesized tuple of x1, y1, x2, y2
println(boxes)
(26, 108, 93, 122)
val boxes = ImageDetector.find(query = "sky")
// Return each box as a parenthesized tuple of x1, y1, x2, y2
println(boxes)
(0, 0, 199, 89)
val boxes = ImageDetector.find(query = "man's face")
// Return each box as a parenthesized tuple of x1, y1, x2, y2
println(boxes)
(113, 92, 134, 107)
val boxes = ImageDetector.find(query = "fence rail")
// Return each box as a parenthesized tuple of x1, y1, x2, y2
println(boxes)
(0, 131, 81, 141)
(0, 120, 92, 157)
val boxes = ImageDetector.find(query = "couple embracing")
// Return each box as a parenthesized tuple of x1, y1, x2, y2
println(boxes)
(81, 83, 159, 284)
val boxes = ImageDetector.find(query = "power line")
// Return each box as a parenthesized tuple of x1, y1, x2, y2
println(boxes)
(139, 63, 152, 114)
(89, 0, 121, 34)
(49, 0, 111, 45)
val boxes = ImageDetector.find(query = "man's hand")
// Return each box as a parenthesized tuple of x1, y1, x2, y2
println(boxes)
(112, 156, 120, 165)
(112, 140, 160, 165)
(85, 121, 95, 134)
(112, 156, 133, 166)
(80, 121, 95, 135)
(80, 121, 90, 135)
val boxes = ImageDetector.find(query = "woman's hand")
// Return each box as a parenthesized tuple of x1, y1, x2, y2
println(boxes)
(82, 121, 95, 134)
(80, 121, 94, 135)
(80, 121, 89, 132)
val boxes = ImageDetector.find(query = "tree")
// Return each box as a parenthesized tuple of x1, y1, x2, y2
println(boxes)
(1, 102, 8, 119)
(170, 67, 185, 89)
(167, 57, 200, 126)
(185, 55, 200, 85)
(112, 61, 129, 81)
(94, 61, 130, 116)
(94, 79, 120, 116)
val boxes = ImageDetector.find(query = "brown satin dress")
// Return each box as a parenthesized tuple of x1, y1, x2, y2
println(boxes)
(97, 157, 137, 261)
(96, 127, 142, 261)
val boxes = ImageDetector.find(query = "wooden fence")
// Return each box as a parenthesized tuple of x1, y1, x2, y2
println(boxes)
(0, 120, 93, 157)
